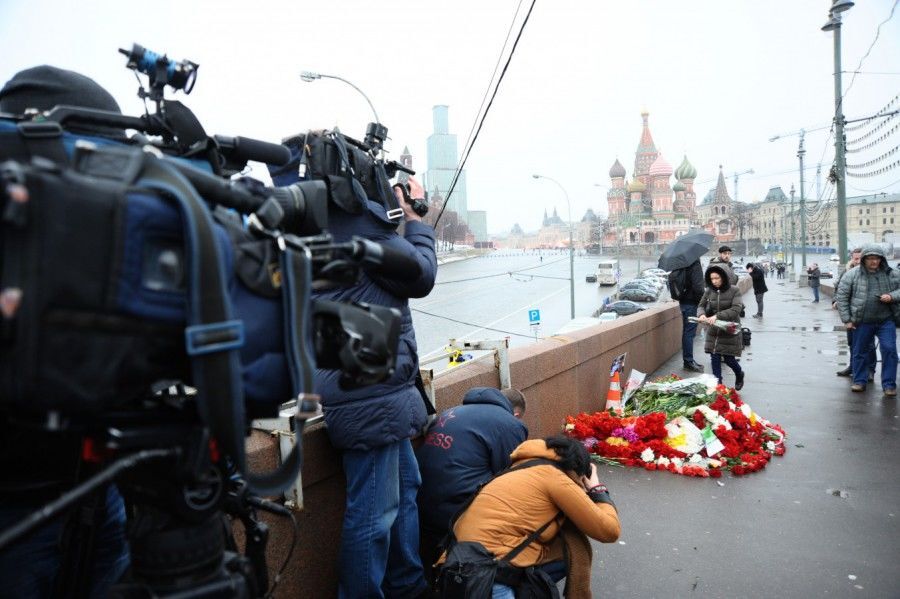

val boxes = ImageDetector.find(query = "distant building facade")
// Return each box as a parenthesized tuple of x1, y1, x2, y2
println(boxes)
(468, 210, 488, 242)
(425, 105, 468, 223)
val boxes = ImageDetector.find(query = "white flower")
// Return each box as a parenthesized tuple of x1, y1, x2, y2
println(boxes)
(564, 423, 574, 432)
(707, 459, 722, 468)
(688, 454, 703, 464)
(640, 448, 655, 463)
(671, 457, 684, 468)
(657, 457, 670, 467)
(766, 441, 775, 451)
(740, 404, 752, 419)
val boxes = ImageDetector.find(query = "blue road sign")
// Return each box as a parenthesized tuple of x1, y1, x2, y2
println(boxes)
(528, 309, 541, 324)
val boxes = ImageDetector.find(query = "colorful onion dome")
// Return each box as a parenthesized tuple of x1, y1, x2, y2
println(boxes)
(673, 180, 686, 192)
(627, 178, 646, 193)
(675, 155, 698, 180)
(648, 154, 673, 177)
(609, 158, 626, 179)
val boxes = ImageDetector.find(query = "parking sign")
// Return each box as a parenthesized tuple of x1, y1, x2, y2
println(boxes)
(528, 309, 541, 324)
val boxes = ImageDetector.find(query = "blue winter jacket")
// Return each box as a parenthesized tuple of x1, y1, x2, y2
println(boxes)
(415, 387, 528, 534)
(313, 199, 437, 451)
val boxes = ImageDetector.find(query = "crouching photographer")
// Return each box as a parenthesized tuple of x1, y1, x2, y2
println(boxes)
(436, 436, 621, 598)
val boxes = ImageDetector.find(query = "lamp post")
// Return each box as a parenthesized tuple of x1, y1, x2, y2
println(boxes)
(822, 0, 853, 272)
(798, 131, 808, 268)
(533, 174, 575, 319)
(300, 70, 381, 124)
(790, 184, 797, 281)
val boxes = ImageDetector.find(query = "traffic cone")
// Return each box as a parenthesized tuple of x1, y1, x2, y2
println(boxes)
(605, 371, 623, 415)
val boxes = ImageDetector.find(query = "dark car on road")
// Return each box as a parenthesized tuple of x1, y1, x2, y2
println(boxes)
(601, 300, 647, 316)
(619, 280, 659, 294)
(618, 287, 657, 302)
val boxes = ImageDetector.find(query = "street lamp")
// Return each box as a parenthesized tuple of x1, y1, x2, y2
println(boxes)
(822, 0, 853, 271)
(533, 174, 575, 319)
(300, 70, 388, 153)
(300, 70, 381, 124)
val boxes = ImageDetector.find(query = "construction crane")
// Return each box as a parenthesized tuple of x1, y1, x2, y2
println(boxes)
(732, 168, 755, 203)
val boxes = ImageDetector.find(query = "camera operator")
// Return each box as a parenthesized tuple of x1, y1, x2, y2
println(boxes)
(312, 175, 436, 598)
(0, 66, 130, 597)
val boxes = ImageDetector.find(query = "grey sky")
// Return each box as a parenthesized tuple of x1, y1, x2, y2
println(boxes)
(2, 0, 898, 234)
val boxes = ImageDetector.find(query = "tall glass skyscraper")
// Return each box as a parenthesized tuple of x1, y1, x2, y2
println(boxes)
(425, 105, 467, 223)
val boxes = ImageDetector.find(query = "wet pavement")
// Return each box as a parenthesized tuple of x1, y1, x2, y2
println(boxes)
(592, 276, 900, 597)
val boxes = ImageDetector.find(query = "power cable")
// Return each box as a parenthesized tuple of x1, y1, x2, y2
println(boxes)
(411, 307, 544, 340)
(848, 177, 900, 193)
(434, 255, 568, 286)
(434, 0, 538, 226)
(840, 0, 899, 108)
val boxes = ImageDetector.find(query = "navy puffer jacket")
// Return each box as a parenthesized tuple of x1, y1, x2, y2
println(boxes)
(314, 200, 437, 451)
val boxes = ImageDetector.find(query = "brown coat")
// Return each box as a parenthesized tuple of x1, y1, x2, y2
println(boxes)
(698, 265, 744, 357)
(452, 439, 620, 568)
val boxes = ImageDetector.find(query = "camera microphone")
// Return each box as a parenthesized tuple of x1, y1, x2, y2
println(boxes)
(214, 135, 291, 167)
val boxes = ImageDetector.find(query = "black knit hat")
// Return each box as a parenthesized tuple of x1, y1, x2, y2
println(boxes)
(0, 65, 120, 115)
(718, 245, 733, 253)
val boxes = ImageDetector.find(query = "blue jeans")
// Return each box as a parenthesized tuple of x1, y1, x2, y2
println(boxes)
(491, 560, 566, 598)
(812, 286, 820, 302)
(680, 303, 699, 363)
(847, 329, 877, 375)
(339, 438, 426, 599)
(710, 353, 742, 384)
(0, 485, 129, 598)
(852, 320, 897, 388)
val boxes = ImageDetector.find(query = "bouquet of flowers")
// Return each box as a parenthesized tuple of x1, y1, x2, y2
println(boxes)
(565, 381, 786, 478)
(688, 316, 739, 335)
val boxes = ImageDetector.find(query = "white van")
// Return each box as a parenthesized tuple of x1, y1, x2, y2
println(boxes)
(597, 260, 619, 286)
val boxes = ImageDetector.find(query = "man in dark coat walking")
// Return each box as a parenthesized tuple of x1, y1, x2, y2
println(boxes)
(746, 263, 768, 318)
(807, 263, 822, 303)
(669, 259, 706, 372)
(415, 387, 527, 578)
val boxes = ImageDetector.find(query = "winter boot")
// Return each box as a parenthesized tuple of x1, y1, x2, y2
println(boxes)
(735, 370, 745, 391)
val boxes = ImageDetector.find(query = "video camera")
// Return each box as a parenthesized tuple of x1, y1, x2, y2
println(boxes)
(0, 44, 422, 597)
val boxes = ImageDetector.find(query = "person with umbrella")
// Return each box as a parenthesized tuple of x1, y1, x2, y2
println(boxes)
(659, 230, 712, 373)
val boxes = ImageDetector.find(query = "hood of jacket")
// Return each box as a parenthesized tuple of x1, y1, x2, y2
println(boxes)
(509, 439, 560, 463)
(861, 243, 889, 272)
(705, 264, 732, 291)
(461, 387, 514, 414)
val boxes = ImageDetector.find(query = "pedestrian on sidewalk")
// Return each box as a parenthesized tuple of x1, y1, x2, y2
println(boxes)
(668, 259, 706, 372)
(707, 246, 738, 287)
(698, 265, 745, 390)
(807, 263, 822, 303)
(833, 247, 876, 379)
(746, 263, 768, 318)
(835, 244, 900, 395)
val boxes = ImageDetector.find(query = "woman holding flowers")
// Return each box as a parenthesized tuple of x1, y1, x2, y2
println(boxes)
(698, 265, 745, 389)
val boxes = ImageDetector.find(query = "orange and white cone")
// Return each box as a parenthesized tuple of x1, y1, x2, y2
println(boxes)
(605, 371, 623, 415)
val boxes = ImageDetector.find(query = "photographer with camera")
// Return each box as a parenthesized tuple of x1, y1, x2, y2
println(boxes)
(310, 173, 436, 598)
(0, 65, 131, 598)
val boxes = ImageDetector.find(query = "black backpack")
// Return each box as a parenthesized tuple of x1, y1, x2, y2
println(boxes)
(668, 267, 689, 300)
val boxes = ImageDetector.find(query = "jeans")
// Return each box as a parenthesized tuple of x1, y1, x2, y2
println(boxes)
(754, 293, 764, 316)
(710, 353, 742, 384)
(846, 329, 877, 374)
(491, 560, 566, 598)
(852, 320, 897, 388)
(339, 438, 427, 599)
(680, 303, 699, 363)
(0, 485, 129, 599)
(812, 286, 820, 302)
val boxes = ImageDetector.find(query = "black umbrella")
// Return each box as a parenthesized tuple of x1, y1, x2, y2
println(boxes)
(658, 230, 714, 271)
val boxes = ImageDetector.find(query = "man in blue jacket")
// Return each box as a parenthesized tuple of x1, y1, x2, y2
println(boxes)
(415, 387, 528, 578)
(311, 175, 436, 598)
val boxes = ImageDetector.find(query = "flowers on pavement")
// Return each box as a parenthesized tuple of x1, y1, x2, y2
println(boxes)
(565, 378, 786, 478)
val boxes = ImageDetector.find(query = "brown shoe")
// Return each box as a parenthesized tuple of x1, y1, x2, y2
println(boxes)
(850, 384, 866, 392)
(884, 388, 897, 397)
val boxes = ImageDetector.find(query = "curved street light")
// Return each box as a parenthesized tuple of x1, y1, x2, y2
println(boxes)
(533, 174, 575, 319)
(300, 70, 380, 124)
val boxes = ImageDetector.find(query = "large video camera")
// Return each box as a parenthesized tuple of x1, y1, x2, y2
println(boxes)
(0, 44, 419, 597)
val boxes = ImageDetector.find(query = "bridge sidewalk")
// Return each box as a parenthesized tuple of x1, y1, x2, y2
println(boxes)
(592, 276, 900, 597)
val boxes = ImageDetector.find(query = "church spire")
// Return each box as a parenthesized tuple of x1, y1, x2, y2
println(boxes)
(713, 165, 732, 204)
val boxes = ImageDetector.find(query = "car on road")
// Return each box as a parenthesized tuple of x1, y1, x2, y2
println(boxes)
(819, 271, 833, 279)
(641, 268, 668, 278)
(585, 274, 598, 283)
(620, 279, 660, 293)
(637, 275, 666, 291)
(601, 300, 647, 316)
(618, 287, 657, 302)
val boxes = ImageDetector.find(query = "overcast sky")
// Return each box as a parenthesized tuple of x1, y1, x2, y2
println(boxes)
(2, 0, 898, 234)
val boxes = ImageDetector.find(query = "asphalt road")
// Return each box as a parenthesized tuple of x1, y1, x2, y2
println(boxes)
(410, 251, 665, 367)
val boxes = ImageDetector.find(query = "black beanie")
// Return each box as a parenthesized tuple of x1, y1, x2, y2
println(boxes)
(0, 65, 121, 115)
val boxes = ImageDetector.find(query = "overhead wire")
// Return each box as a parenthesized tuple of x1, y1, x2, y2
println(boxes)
(839, 0, 899, 110)
(434, 0, 538, 226)
(411, 307, 544, 340)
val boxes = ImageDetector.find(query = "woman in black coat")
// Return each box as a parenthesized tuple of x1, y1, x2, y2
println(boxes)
(698, 265, 745, 389)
